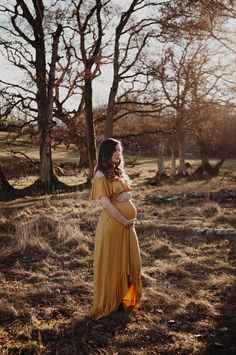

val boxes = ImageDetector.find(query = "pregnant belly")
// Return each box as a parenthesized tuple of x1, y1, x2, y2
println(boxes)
(113, 200, 137, 220)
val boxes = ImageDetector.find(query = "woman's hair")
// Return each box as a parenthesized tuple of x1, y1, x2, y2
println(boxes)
(95, 138, 126, 181)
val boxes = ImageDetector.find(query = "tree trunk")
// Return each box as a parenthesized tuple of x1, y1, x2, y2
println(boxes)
(79, 147, 89, 168)
(156, 138, 165, 175)
(35, 41, 52, 186)
(171, 146, 176, 176)
(75, 1, 102, 177)
(104, 1, 137, 138)
(36, 24, 62, 189)
(84, 73, 97, 178)
(105, 80, 119, 138)
(200, 143, 210, 171)
(177, 135, 186, 175)
(38, 123, 55, 186)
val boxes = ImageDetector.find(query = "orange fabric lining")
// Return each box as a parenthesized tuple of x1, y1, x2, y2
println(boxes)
(122, 284, 141, 309)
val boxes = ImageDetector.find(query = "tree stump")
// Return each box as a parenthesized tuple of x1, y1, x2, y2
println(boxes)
(0, 165, 14, 193)
(195, 158, 225, 175)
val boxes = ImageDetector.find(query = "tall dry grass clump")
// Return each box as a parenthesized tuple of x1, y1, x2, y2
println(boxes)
(151, 239, 173, 259)
(0, 210, 91, 266)
(201, 201, 221, 217)
(0, 301, 18, 325)
(0, 214, 56, 265)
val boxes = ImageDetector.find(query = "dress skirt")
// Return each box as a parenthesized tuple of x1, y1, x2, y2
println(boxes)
(90, 176, 142, 319)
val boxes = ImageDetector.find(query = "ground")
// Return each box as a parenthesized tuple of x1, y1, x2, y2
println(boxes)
(0, 160, 236, 354)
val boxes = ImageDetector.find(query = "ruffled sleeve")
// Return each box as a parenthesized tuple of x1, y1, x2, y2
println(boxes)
(90, 177, 112, 200)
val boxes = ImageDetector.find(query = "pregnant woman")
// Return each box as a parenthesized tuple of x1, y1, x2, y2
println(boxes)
(90, 138, 142, 319)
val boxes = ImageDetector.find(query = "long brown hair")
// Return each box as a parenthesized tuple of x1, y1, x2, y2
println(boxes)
(95, 138, 125, 181)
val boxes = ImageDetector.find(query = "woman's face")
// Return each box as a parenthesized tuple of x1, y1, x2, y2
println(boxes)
(111, 144, 121, 164)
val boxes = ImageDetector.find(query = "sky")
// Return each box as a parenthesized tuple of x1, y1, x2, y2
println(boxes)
(0, 54, 112, 106)
(1, 1, 236, 109)
(0, 0, 143, 106)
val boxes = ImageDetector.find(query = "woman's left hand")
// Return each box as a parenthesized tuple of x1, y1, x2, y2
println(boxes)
(116, 191, 132, 202)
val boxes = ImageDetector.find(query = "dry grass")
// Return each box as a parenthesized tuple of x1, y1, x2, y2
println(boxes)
(201, 202, 221, 217)
(0, 167, 236, 354)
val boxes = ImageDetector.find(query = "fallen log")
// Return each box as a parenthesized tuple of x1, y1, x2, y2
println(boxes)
(146, 188, 236, 204)
(138, 223, 236, 237)
(194, 227, 236, 236)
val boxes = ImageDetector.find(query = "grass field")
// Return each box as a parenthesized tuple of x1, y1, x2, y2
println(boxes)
(1, 131, 235, 191)
(1, 131, 236, 172)
(0, 131, 80, 164)
(0, 158, 236, 354)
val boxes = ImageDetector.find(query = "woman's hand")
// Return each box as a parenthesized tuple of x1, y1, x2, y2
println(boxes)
(124, 218, 136, 228)
(100, 196, 136, 227)
(116, 191, 132, 202)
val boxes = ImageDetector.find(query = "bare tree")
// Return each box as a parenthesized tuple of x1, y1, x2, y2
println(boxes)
(0, 0, 105, 191)
(72, 0, 106, 177)
(194, 103, 236, 174)
(149, 38, 229, 174)
(51, 0, 109, 176)
(0, 0, 63, 190)
(104, 0, 158, 137)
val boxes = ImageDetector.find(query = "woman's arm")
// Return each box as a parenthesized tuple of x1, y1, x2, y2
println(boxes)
(100, 196, 135, 228)
(116, 191, 132, 202)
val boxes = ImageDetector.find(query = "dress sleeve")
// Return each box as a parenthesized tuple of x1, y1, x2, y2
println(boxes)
(123, 180, 133, 192)
(90, 177, 111, 200)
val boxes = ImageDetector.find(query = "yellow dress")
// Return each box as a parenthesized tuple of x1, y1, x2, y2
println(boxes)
(90, 176, 142, 319)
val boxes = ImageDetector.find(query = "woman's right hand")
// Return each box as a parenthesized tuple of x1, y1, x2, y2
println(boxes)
(124, 218, 136, 228)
